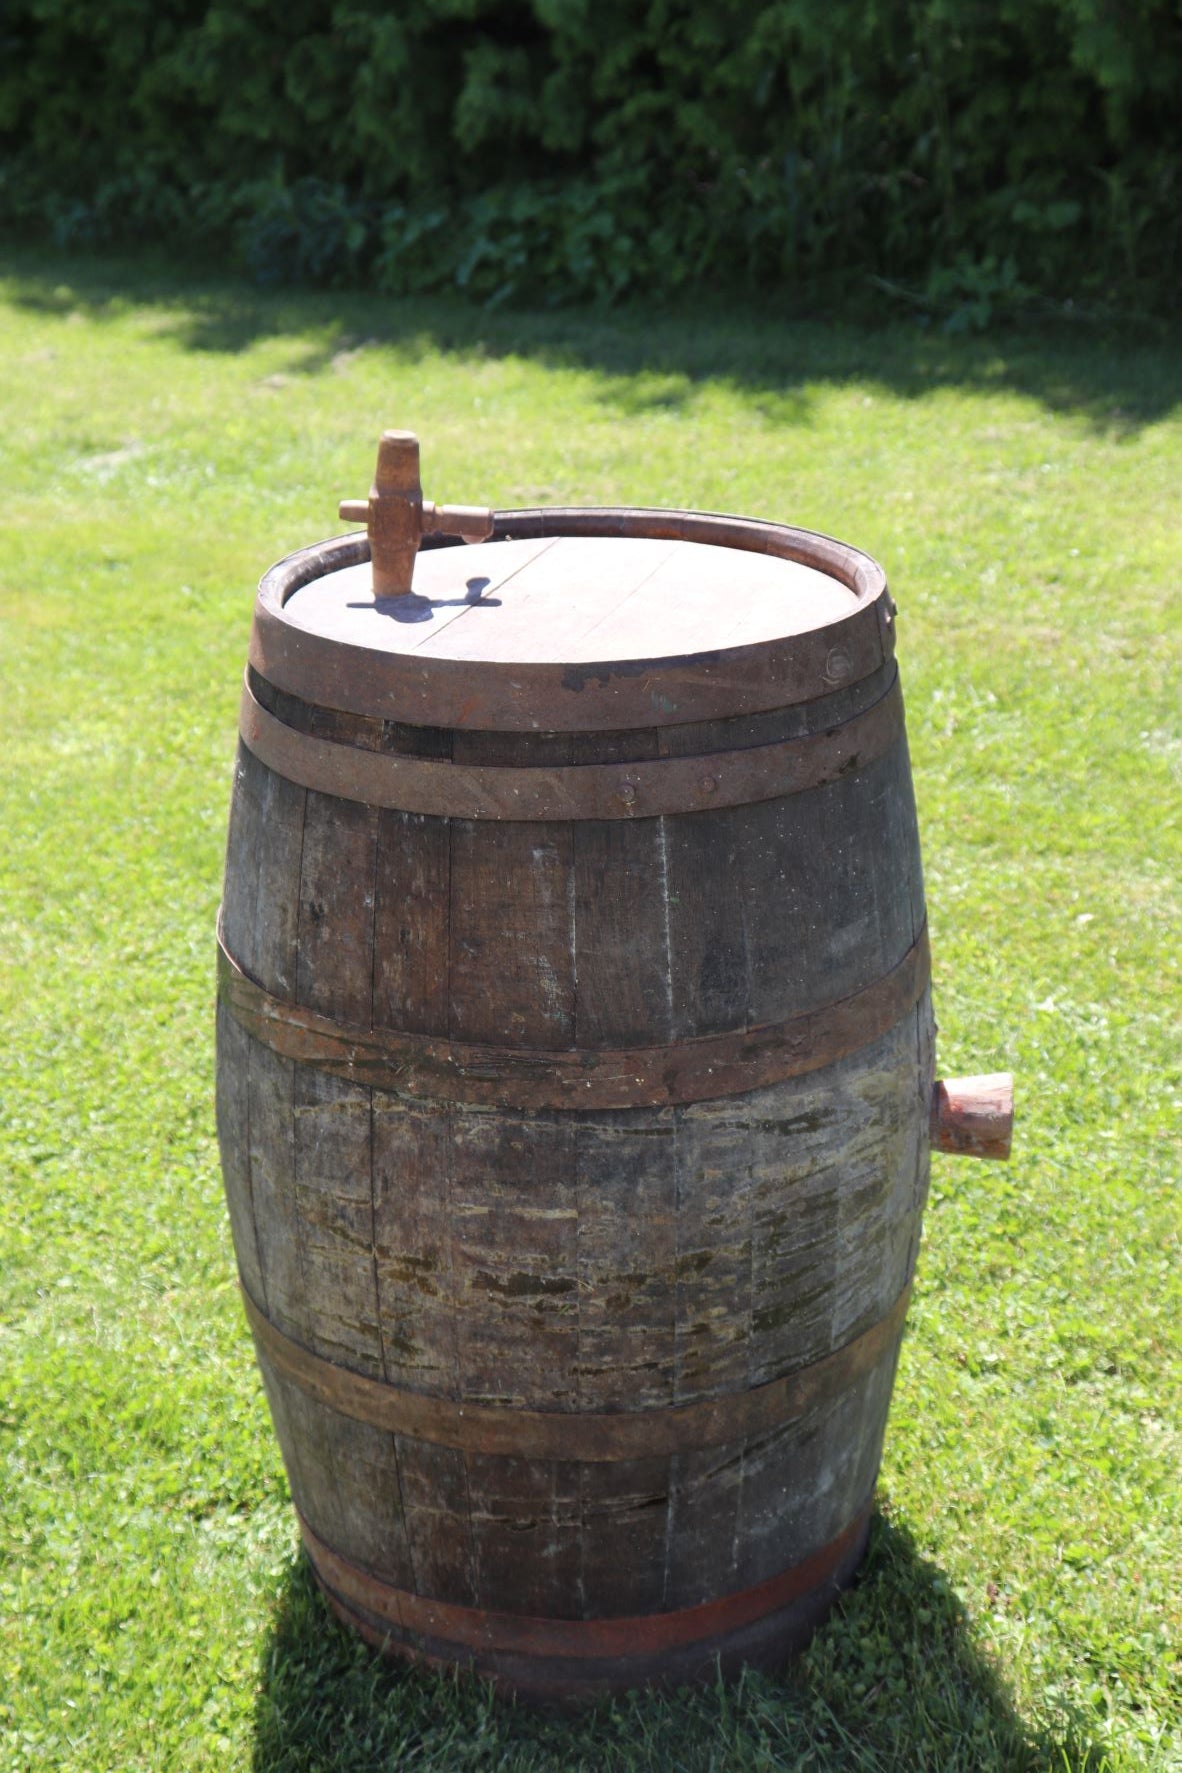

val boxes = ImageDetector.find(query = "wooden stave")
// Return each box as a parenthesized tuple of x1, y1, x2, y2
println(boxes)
(217, 523, 932, 1695)
(250, 1274, 907, 1626)
(215, 988, 934, 1652)
(217, 715, 926, 1055)
(236, 667, 908, 823)
(216, 920, 930, 1110)
(299, 1502, 874, 1704)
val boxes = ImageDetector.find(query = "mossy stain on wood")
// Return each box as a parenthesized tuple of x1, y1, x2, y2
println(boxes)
(752, 1290, 830, 1336)
(472, 1270, 576, 1299)
(752, 1109, 832, 1137)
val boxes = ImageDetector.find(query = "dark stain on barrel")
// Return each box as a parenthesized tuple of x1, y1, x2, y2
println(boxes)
(473, 1271, 577, 1300)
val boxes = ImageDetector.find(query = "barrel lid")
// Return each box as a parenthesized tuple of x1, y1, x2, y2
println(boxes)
(250, 509, 893, 731)
(287, 534, 857, 662)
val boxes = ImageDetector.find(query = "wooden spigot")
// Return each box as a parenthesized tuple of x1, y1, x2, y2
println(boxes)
(338, 430, 494, 598)
(930, 1073, 1014, 1160)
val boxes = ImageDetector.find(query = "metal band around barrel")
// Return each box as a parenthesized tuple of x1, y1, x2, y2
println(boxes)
(217, 922, 929, 1110)
(300, 1501, 871, 1664)
(238, 670, 904, 821)
(246, 1281, 909, 1462)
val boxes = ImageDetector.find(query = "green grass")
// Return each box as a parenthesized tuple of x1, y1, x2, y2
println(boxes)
(1, 248, 1178, 1772)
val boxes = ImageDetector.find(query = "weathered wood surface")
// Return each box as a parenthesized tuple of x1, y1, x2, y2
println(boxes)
(372, 809, 451, 1035)
(383, 535, 854, 662)
(248, 514, 894, 731)
(216, 922, 929, 1110)
(220, 979, 933, 1621)
(220, 723, 924, 1052)
(224, 1002, 932, 1407)
(214, 508, 944, 1697)
(238, 666, 907, 820)
(293, 532, 857, 666)
(242, 1281, 911, 1461)
(300, 1499, 871, 1699)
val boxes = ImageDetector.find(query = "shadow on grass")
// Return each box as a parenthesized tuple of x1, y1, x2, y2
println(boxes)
(250, 1511, 1115, 1773)
(4, 245, 1181, 438)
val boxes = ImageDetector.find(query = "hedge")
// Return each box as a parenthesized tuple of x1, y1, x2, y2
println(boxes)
(1, 0, 1178, 314)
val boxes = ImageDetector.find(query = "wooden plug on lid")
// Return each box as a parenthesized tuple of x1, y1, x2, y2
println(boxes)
(339, 430, 494, 597)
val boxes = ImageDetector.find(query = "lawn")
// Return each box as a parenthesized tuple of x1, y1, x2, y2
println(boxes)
(0, 249, 1178, 1772)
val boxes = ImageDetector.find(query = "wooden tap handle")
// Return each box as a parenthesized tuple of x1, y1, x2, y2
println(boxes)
(422, 502, 495, 541)
(930, 1074, 1014, 1160)
(338, 432, 494, 594)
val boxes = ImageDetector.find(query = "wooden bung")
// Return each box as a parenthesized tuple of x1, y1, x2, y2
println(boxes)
(338, 430, 494, 597)
(930, 1073, 1014, 1160)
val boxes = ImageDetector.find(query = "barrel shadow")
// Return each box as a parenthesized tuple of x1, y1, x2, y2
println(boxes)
(249, 1508, 1112, 1773)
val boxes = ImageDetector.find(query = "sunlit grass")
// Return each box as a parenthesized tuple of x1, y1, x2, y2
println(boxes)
(1, 249, 1178, 1771)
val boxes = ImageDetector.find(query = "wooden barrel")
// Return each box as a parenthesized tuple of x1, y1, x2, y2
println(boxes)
(216, 506, 934, 1702)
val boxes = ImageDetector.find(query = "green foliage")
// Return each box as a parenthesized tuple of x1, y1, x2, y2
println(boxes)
(0, 1, 1179, 309)
(241, 179, 371, 288)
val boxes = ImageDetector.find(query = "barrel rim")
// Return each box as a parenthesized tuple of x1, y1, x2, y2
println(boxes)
(249, 509, 894, 732)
